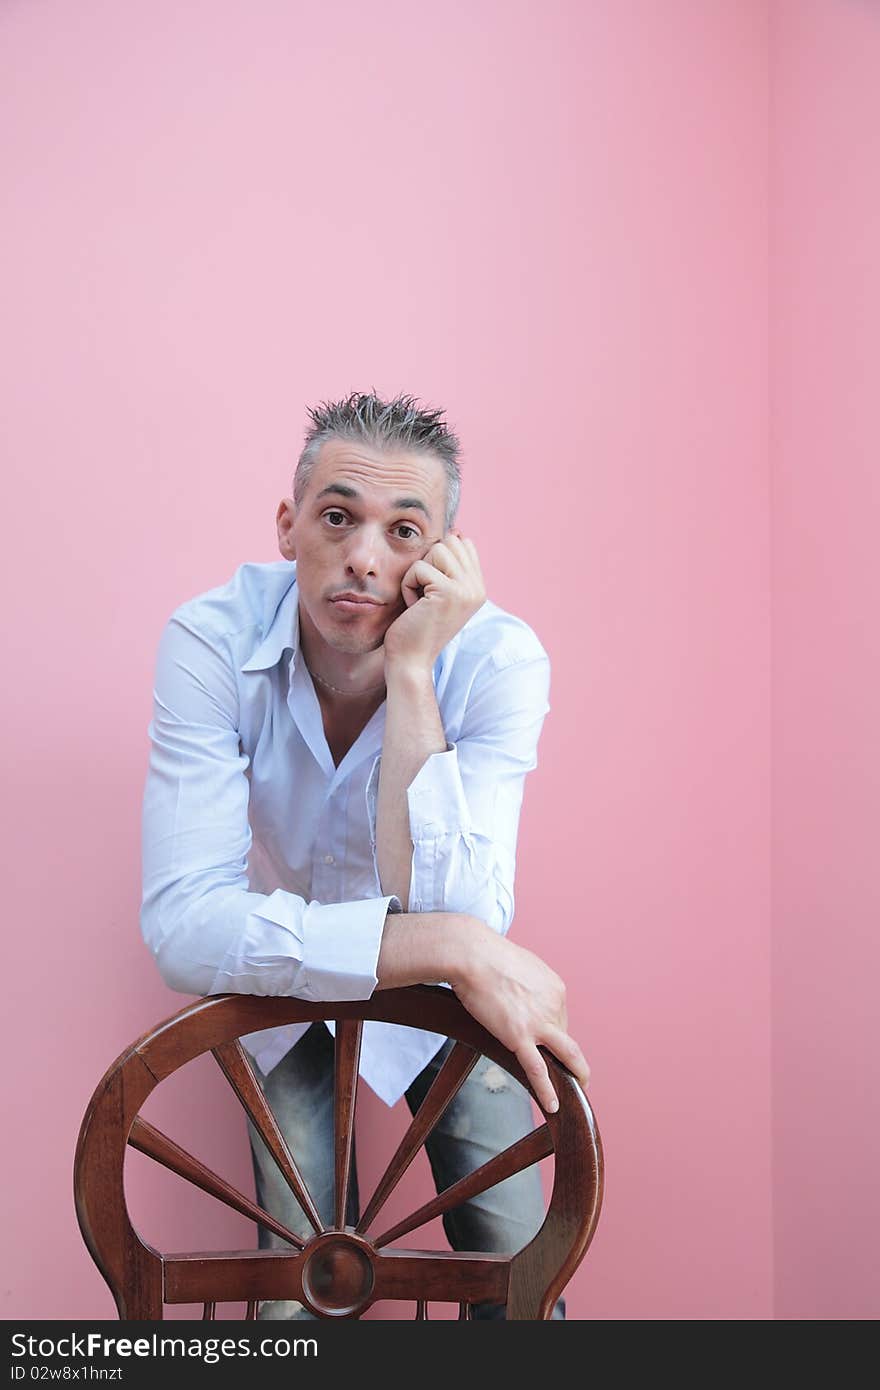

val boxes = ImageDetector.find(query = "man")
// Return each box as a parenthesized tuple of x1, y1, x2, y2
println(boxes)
(141, 390, 590, 1319)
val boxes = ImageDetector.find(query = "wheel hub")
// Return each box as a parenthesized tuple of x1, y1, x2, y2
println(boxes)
(299, 1231, 376, 1318)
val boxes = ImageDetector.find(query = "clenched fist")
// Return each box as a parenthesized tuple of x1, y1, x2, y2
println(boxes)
(382, 530, 487, 673)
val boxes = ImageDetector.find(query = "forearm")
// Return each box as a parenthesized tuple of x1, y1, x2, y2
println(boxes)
(374, 661, 447, 908)
(374, 910, 474, 989)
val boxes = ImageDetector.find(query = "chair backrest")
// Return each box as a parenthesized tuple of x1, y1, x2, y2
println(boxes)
(74, 985, 603, 1320)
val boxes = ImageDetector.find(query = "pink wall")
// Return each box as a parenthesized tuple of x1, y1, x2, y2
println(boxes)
(1, 2, 774, 1318)
(770, 0, 880, 1320)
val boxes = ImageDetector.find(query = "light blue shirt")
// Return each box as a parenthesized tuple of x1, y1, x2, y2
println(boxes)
(141, 560, 551, 1106)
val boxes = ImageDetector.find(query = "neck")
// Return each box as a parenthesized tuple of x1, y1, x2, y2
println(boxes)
(297, 605, 386, 699)
(310, 665, 387, 700)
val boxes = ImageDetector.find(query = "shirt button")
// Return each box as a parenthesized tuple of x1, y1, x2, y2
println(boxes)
(324, 853, 335, 864)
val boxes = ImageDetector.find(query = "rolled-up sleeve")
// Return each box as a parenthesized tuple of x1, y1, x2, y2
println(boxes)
(367, 651, 550, 935)
(141, 613, 400, 1000)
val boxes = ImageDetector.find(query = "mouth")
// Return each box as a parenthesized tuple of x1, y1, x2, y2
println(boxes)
(328, 595, 384, 614)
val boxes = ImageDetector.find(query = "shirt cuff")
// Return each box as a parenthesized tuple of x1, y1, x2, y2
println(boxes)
(300, 894, 402, 1001)
(406, 743, 472, 839)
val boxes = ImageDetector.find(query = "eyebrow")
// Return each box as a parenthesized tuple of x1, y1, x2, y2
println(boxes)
(314, 482, 432, 520)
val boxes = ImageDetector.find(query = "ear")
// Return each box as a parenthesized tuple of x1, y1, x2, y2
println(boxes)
(276, 498, 297, 561)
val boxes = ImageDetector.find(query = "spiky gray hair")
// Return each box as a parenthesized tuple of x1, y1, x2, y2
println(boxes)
(293, 389, 462, 531)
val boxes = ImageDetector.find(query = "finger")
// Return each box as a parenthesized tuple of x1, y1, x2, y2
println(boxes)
(457, 535, 484, 581)
(459, 535, 481, 562)
(539, 1028, 591, 1092)
(427, 540, 465, 578)
(398, 559, 423, 608)
(400, 557, 451, 603)
(516, 1044, 559, 1115)
(444, 532, 477, 568)
(440, 535, 484, 598)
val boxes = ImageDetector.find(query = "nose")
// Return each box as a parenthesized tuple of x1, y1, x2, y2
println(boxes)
(344, 523, 382, 580)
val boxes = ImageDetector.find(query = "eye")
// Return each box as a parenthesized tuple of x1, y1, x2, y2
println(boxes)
(395, 524, 420, 541)
(323, 509, 348, 526)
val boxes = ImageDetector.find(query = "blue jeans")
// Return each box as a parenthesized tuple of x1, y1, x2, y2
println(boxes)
(246, 1021, 565, 1320)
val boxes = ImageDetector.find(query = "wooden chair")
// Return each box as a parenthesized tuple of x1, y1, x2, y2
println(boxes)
(74, 985, 603, 1320)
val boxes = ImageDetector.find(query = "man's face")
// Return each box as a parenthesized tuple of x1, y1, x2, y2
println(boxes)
(277, 437, 449, 657)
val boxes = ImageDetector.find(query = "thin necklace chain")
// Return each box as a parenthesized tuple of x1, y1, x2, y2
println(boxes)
(308, 664, 386, 697)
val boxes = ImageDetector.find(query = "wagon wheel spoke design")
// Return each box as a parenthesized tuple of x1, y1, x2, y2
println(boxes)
(371, 1123, 554, 1249)
(347, 1113, 553, 1319)
(78, 992, 603, 1319)
(211, 1039, 324, 1237)
(355, 1040, 480, 1235)
(127, 1116, 304, 1250)
(129, 1039, 553, 1317)
(334, 1018, 362, 1229)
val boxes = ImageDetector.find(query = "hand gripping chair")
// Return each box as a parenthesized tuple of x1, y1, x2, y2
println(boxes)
(74, 986, 603, 1320)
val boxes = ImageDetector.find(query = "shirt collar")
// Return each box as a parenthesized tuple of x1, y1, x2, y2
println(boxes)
(240, 571, 301, 673)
